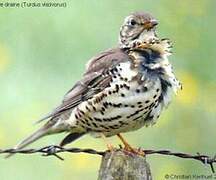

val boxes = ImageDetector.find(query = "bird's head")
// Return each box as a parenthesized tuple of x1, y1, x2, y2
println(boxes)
(119, 12, 158, 49)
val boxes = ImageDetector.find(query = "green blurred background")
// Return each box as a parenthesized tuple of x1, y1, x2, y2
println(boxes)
(0, 0, 215, 179)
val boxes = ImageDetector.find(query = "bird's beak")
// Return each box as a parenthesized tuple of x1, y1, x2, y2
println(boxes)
(143, 19, 158, 30)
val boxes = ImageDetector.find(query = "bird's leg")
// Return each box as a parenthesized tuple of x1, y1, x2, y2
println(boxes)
(117, 134, 133, 151)
(101, 133, 114, 151)
(117, 134, 145, 156)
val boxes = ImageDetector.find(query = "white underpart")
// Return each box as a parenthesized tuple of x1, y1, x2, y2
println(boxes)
(67, 40, 181, 137)
(67, 61, 163, 137)
(145, 39, 182, 107)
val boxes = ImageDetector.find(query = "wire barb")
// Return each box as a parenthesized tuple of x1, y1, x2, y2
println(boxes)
(0, 146, 215, 173)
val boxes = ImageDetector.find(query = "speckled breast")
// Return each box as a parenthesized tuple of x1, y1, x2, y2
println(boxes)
(71, 57, 164, 137)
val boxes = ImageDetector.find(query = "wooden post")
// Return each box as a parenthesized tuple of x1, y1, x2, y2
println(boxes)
(98, 150, 152, 180)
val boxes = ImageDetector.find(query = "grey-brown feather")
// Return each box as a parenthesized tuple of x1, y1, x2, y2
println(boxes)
(39, 48, 130, 122)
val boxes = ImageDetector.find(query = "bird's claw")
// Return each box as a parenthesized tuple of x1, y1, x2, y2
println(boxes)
(107, 143, 116, 152)
(123, 145, 145, 157)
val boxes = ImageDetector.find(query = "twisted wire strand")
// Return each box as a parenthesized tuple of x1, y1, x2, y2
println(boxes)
(0, 145, 215, 173)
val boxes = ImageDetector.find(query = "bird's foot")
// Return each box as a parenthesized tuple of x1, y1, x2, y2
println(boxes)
(101, 133, 116, 152)
(122, 144, 145, 157)
(117, 134, 145, 157)
(107, 143, 115, 152)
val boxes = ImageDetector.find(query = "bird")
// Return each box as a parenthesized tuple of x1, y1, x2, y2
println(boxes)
(7, 11, 181, 157)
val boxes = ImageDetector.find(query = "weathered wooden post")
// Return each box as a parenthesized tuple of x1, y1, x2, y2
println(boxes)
(98, 150, 152, 180)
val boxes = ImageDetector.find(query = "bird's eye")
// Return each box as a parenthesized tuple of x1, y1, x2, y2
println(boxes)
(128, 19, 137, 26)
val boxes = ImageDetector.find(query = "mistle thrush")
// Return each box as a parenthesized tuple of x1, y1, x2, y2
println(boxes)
(8, 12, 181, 156)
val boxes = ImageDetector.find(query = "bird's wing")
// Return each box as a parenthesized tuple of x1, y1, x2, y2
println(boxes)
(38, 48, 130, 122)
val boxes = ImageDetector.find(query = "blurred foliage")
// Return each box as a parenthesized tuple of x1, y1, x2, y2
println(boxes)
(0, 0, 215, 179)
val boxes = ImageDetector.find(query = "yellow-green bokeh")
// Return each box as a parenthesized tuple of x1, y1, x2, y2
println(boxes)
(0, 0, 215, 179)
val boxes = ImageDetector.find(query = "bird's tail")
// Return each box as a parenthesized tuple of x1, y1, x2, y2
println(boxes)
(5, 125, 52, 158)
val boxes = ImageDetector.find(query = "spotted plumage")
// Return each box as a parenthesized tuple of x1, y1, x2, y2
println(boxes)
(8, 12, 181, 156)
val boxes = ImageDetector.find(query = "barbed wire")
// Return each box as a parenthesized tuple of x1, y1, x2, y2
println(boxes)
(0, 145, 215, 173)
